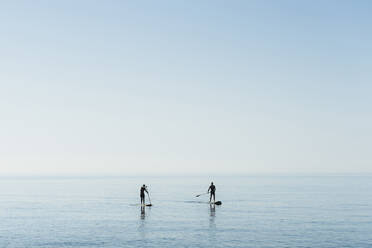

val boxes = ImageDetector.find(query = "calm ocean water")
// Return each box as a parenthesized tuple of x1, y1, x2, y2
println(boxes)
(1, 175, 371, 248)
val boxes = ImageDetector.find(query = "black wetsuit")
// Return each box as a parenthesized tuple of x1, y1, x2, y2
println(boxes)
(208, 185, 216, 202)
(140, 186, 148, 204)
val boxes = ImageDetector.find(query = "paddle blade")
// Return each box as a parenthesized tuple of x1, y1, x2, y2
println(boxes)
(146, 204, 152, 207)
(215, 201, 222, 205)
(195, 195, 201, 197)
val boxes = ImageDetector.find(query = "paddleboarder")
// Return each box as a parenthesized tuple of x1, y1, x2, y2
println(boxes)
(140, 184, 149, 206)
(208, 182, 216, 203)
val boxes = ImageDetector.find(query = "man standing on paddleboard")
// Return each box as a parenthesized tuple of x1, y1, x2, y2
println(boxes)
(140, 184, 149, 206)
(208, 182, 216, 203)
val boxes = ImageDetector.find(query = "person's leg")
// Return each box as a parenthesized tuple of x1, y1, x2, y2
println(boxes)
(213, 192, 216, 203)
(209, 193, 212, 203)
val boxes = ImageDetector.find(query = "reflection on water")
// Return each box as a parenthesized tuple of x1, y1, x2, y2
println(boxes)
(210, 204, 216, 217)
(209, 204, 217, 242)
(138, 206, 147, 240)
(140, 206, 146, 220)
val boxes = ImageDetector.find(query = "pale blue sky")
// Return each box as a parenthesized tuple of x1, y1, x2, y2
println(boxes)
(1, 0, 371, 175)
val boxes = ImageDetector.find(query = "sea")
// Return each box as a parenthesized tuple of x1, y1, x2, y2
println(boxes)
(1, 175, 371, 248)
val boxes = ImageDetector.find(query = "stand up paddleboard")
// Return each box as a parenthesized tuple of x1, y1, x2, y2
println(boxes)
(130, 203, 153, 207)
(211, 201, 222, 205)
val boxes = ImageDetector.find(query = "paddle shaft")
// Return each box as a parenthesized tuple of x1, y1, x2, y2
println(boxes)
(196, 192, 209, 197)
(146, 192, 152, 204)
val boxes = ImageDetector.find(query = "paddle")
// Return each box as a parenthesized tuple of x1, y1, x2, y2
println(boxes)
(146, 192, 152, 207)
(195, 192, 208, 197)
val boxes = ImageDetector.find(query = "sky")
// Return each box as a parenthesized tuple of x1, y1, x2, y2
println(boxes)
(0, 0, 371, 175)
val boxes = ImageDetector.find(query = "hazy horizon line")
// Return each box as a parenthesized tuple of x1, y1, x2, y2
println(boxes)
(1, 172, 372, 179)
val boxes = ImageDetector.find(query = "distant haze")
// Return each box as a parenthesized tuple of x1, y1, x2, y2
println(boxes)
(1, 0, 371, 175)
